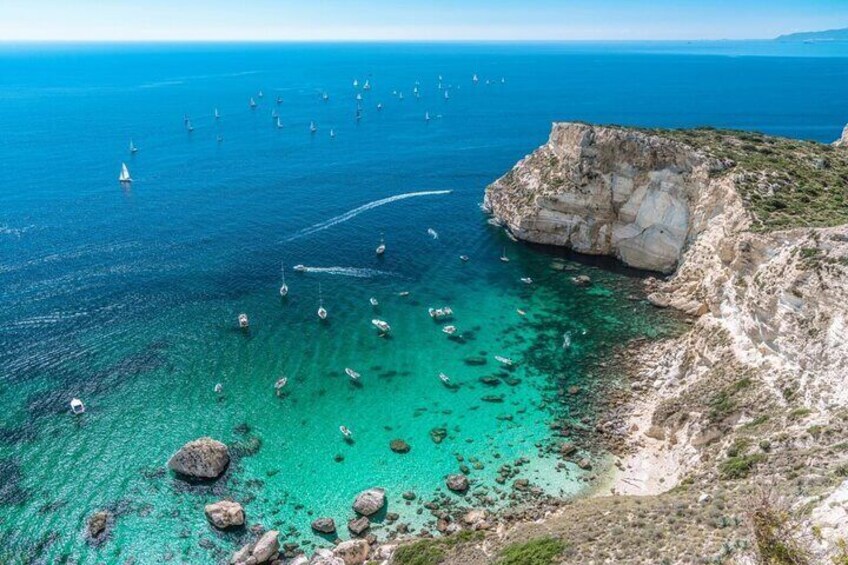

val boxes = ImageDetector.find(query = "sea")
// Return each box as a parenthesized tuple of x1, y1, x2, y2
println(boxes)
(0, 41, 846, 563)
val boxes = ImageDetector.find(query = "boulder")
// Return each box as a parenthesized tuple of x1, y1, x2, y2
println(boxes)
(347, 516, 370, 535)
(87, 510, 110, 540)
(332, 539, 370, 565)
(205, 500, 245, 529)
(251, 530, 279, 563)
(835, 123, 848, 147)
(445, 474, 469, 493)
(352, 488, 386, 516)
(577, 458, 592, 470)
(462, 509, 488, 526)
(389, 439, 411, 454)
(230, 543, 253, 564)
(310, 548, 345, 565)
(311, 517, 336, 534)
(168, 437, 230, 480)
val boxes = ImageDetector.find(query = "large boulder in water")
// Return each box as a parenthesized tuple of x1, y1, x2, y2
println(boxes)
(333, 539, 370, 565)
(204, 500, 244, 529)
(352, 487, 386, 516)
(446, 474, 469, 493)
(311, 517, 336, 534)
(168, 437, 229, 480)
(251, 530, 280, 563)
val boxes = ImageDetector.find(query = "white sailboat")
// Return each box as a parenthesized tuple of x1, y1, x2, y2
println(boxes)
(279, 263, 288, 297)
(249, 97, 257, 108)
(119, 163, 132, 184)
(376, 233, 386, 255)
(310, 121, 317, 134)
(129, 139, 138, 154)
(500, 247, 510, 262)
(317, 284, 328, 320)
(425, 111, 430, 122)
(345, 368, 360, 381)
(214, 383, 223, 393)
(271, 109, 278, 119)
(276, 96, 283, 105)
(444, 90, 450, 100)
(276, 117, 284, 129)
(376, 103, 383, 111)
(398, 92, 404, 100)
(353, 79, 359, 88)
(356, 92, 363, 101)
(185, 118, 194, 132)
(214, 108, 220, 119)
(258, 90, 264, 98)
(369, 297, 379, 307)
(438, 373, 451, 385)
(329, 129, 336, 138)
(363, 79, 371, 90)
(472, 73, 479, 83)
(322, 92, 329, 102)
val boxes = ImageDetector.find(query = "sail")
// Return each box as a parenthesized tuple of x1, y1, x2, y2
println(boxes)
(119, 163, 131, 182)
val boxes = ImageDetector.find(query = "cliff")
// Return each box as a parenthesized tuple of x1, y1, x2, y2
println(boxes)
(386, 125, 848, 564)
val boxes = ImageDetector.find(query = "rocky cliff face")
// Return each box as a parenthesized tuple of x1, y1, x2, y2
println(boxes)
(484, 123, 732, 273)
(836, 123, 848, 146)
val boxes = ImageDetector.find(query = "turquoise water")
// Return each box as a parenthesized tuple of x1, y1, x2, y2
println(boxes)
(1, 41, 847, 563)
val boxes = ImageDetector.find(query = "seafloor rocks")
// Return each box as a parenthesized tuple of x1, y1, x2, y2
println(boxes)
(168, 437, 230, 480)
(352, 487, 386, 516)
(347, 515, 370, 535)
(310, 517, 336, 534)
(389, 439, 411, 453)
(332, 539, 370, 565)
(231, 530, 279, 564)
(86, 510, 110, 542)
(205, 500, 245, 529)
(309, 548, 345, 565)
(445, 474, 469, 493)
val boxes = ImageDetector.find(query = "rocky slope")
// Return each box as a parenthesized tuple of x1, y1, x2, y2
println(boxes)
(383, 123, 848, 564)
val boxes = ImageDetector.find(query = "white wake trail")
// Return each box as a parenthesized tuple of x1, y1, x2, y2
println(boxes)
(293, 266, 394, 278)
(284, 190, 452, 242)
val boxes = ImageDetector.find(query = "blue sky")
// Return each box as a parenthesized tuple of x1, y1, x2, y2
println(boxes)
(1, 0, 846, 41)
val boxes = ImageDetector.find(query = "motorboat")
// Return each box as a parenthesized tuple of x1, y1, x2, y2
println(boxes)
(494, 355, 513, 366)
(340, 425, 353, 439)
(70, 398, 85, 415)
(427, 228, 438, 239)
(442, 325, 457, 335)
(345, 368, 360, 381)
(274, 377, 288, 390)
(279, 263, 288, 297)
(520, 277, 533, 284)
(317, 284, 328, 320)
(376, 234, 386, 255)
(293, 264, 307, 272)
(516, 309, 526, 316)
(372, 319, 391, 334)
(438, 373, 451, 385)
(370, 297, 379, 307)
(214, 383, 223, 393)
(459, 255, 469, 262)
(238, 313, 249, 328)
(397, 291, 410, 297)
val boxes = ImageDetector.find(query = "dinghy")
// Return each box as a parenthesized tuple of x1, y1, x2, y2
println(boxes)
(376, 233, 386, 255)
(70, 398, 85, 415)
(214, 383, 223, 393)
(345, 368, 360, 381)
(427, 228, 438, 239)
(238, 313, 249, 328)
(370, 297, 379, 307)
(340, 425, 353, 439)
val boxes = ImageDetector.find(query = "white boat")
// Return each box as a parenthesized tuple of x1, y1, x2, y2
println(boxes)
(340, 425, 352, 439)
(322, 92, 329, 101)
(444, 90, 450, 100)
(459, 255, 469, 262)
(271, 109, 278, 119)
(501, 77, 506, 84)
(345, 368, 360, 381)
(516, 309, 526, 316)
(520, 277, 533, 285)
(495, 355, 513, 366)
(427, 228, 438, 239)
(372, 319, 391, 333)
(439, 373, 451, 385)
(214, 108, 220, 119)
(276, 117, 284, 129)
(238, 313, 249, 328)
(119, 163, 132, 184)
(399, 92, 404, 100)
(317, 283, 327, 320)
(330, 129, 336, 138)
(363, 80, 371, 91)
(310, 121, 317, 133)
(293, 264, 307, 272)
(370, 297, 379, 307)
(276, 96, 283, 105)
(472, 73, 479, 83)
(70, 398, 85, 415)
(413, 86, 419, 96)
(500, 247, 510, 262)
(376, 234, 386, 255)
(376, 103, 383, 111)
(356, 93, 363, 101)
(214, 383, 223, 393)
(129, 139, 138, 154)
(425, 111, 430, 122)
(279, 263, 288, 297)
(249, 97, 257, 108)
(258, 90, 264, 98)
(353, 79, 359, 88)
(442, 325, 457, 335)
(428, 306, 453, 320)
(217, 135, 224, 143)
(274, 377, 288, 390)
(397, 291, 410, 297)
(186, 119, 194, 132)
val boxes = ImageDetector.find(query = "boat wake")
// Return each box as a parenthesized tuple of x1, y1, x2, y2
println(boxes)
(293, 266, 394, 278)
(284, 190, 452, 242)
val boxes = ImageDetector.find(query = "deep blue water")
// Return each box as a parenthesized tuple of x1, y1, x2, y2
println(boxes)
(0, 41, 846, 563)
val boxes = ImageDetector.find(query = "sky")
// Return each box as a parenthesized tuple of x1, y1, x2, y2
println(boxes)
(0, 0, 847, 42)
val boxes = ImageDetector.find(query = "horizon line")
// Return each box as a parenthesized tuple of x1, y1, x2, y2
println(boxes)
(0, 37, 788, 44)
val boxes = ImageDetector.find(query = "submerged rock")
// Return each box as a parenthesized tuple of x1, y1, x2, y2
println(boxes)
(446, 474, 469, 493)
(348, 515, 370, 535)
(352, 487, 386, 516)
(86, 510, 110, 542)
(389, 439, 411, 454)
(252, 530, 280, 563)
(168, 437, 230, 480)
(311, 517, 336, 534)
(205, 500, 245, 529)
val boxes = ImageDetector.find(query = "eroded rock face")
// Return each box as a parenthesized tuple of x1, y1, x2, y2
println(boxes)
(205, 500, 244, 529)
(332, 539, 370, 565)
(352, 488, 385, 516)
(836, 123, 848, 147)
(168, 437, 230, 480)
(484, 122, 719, 273)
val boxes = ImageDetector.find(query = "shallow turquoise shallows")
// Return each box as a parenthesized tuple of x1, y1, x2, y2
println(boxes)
(1, 41, 847, 563)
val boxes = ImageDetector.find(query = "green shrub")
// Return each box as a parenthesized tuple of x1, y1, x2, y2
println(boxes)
(497, 537, 567, 565)
(720, 453, 766, 480)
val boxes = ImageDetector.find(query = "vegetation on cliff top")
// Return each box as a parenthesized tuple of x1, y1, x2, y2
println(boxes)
(641, 127, 848, 231)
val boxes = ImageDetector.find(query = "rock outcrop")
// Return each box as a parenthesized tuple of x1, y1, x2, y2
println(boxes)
(204, 500, 244, 529)
(835, 123, 848, 147)
(168, 437, 229, 480)
(484, 122, 726, 273)
(445, 474, 469, 493)
(310, 517, 336, 534)
(86, 510, 110, 544)
(352, 488, 385, 516)
(231, 530, 279, 564)
(332, 539, 370, 565)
